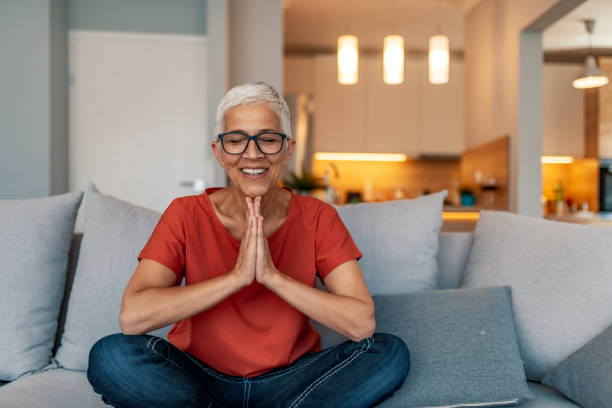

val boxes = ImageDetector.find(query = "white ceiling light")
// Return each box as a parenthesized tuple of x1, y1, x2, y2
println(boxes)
(573, 19, 609, 90)
(383, 35, 404, 84)
(337, 34, 359, 85)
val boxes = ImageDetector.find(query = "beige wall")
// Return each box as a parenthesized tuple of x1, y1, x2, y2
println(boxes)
(229, 0, 283, 92)
(465, 0, 558, 149)
(465, 0, 562, 215)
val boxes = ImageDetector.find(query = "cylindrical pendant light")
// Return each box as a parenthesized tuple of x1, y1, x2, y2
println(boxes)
(337, 35, 359, 85)
(428, 34, 449, 84)
(383, 35, 404, 84)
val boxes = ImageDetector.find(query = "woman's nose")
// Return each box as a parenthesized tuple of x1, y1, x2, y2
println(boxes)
(243, 139, 264, 159)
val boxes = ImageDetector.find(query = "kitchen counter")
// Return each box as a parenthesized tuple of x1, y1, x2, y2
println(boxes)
(544, 212, 612, 225)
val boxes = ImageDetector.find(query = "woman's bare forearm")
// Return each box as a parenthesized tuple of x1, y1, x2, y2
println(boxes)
(119, 273, 243, 335)
(264, 273, 375, 342)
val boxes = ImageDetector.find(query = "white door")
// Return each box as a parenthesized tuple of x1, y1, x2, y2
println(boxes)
(69, 30, 215, 218)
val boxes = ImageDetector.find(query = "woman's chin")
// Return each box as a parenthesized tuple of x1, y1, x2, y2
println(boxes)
(234, 184, 272, 199)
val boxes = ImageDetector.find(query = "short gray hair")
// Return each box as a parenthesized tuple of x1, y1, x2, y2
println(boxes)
(214, 82, 292, 140)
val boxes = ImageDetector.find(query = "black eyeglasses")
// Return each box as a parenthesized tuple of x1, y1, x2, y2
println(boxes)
(217, 131, 287, 155)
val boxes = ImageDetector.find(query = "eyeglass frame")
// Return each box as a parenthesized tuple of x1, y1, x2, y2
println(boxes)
(217, 131, 288, 155)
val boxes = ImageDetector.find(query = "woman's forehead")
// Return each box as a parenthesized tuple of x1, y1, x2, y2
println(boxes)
(224, 103, 280, 131)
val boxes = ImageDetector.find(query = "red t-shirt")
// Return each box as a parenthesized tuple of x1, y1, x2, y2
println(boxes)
(137, 188, 362, 377)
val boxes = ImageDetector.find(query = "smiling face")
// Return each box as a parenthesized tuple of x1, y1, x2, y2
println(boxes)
(212, 102, 295, 198)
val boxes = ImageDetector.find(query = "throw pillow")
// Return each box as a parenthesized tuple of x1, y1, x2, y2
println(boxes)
(0, 192, 83, 381)
(542, 323, 612, 408)
(54, 184, 172, 370)
(460, 211, 612, 380)
(335, 190, 446, 295)
(374, 287, 533, 407)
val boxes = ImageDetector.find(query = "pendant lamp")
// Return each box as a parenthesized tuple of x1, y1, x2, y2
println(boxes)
(337, 34, 359, 85)
(573, 20, 608, 89)
(383, 35, 404, 84)
(429, 34, 449, 84)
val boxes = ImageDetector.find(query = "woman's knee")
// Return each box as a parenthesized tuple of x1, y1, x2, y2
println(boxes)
(87, 333, 150, 384)
(372, 333, 411, 378)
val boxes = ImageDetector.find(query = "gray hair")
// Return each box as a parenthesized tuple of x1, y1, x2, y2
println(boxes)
(214, 82, 292, 140)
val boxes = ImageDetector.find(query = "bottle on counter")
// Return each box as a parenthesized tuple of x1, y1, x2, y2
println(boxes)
(554, 182, 565, 216)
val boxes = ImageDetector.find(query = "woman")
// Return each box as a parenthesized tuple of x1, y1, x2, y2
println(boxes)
(87, 83, 410, 408)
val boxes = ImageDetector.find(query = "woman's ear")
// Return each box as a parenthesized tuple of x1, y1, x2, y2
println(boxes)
(282, 138, 296, 165)
(211, 141, 226, 168)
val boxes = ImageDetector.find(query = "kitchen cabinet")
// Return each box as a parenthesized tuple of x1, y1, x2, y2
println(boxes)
(542, 63, 585, 157)
(420, 60, 465, 156)
(312, 55, 367, 153)
(312, 54, 464, 156)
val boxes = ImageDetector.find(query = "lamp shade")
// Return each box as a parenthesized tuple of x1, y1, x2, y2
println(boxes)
(383, 35, 404, 84)
(337, 35, 359, 85)
(572, 55, 609, 89)
(428, 34, 449, 84)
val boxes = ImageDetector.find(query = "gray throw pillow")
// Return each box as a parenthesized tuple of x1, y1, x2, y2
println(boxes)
(54, 184, 172, 370)
(542, 324, 612, 408)
(460, 211, 612, 380)
(374, 287, 534, 407)
(0, 192, 83, 381)
(335, 191, 446, 295)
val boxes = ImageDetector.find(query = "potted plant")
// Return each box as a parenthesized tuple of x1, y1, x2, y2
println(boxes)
(282, 170, 324, 195)
(459, 186, 476, 206)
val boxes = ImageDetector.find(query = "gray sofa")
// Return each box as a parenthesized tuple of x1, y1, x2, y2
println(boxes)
(4, 188, 610, 407)
(0, 231, 579, 408)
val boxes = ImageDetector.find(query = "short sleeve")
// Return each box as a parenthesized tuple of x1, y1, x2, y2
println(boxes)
(138, 199, 186, 283)
(315, 205, 362, 280)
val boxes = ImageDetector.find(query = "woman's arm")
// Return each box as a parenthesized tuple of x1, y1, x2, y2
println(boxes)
(119, 259, 245, 335)
(120, 202, 259, 335)
(263, 259, 376, 342)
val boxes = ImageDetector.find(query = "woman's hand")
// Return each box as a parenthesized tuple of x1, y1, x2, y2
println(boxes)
(252, 197, 280, 287)
(230, 197, 258, 287)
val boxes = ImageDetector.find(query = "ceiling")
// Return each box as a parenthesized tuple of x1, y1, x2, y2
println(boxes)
(543, 0, 612, 51)
(283, 0, 612, 55)
(284, 0, 466, 52)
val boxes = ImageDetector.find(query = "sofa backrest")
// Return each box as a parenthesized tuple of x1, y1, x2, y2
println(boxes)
(53, 231, 475, 353)
(437, 232, 473, 289)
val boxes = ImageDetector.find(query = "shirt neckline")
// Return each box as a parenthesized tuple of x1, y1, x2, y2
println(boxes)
(201, 187, 295, 244)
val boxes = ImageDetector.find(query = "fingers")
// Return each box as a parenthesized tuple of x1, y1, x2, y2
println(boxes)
(254, 196, 262, 217)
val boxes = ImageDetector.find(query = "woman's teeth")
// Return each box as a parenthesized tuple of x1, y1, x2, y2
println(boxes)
(241, 168, 267, 175)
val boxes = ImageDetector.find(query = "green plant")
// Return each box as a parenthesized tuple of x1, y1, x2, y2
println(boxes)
(283, 170, 324, 191)
(459, 186, 475, 196)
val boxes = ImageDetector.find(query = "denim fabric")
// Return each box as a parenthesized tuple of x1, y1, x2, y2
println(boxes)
(87, 332, 409, 408)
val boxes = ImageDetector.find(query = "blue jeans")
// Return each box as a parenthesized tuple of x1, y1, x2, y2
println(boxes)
(87, 332, 410, 408)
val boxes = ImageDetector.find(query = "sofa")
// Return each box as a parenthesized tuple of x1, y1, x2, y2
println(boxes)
(1, 187, 610, 408)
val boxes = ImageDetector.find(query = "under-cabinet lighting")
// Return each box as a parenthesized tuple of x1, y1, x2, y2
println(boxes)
(541, 156, 574, 164)
(313, 153, 408, 162)
(442, 212, 480, 221)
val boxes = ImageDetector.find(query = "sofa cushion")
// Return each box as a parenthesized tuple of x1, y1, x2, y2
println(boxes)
(0, 192, 83, 381)
(542, 323, 612, 408)
(0, 369, 107, 408)
(335, 190, 446, 295)
(317, 287, 533, 408)
(54, 185, 172, 370)
(459, 211, 612, 380)
(521, 382, 580, 408)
